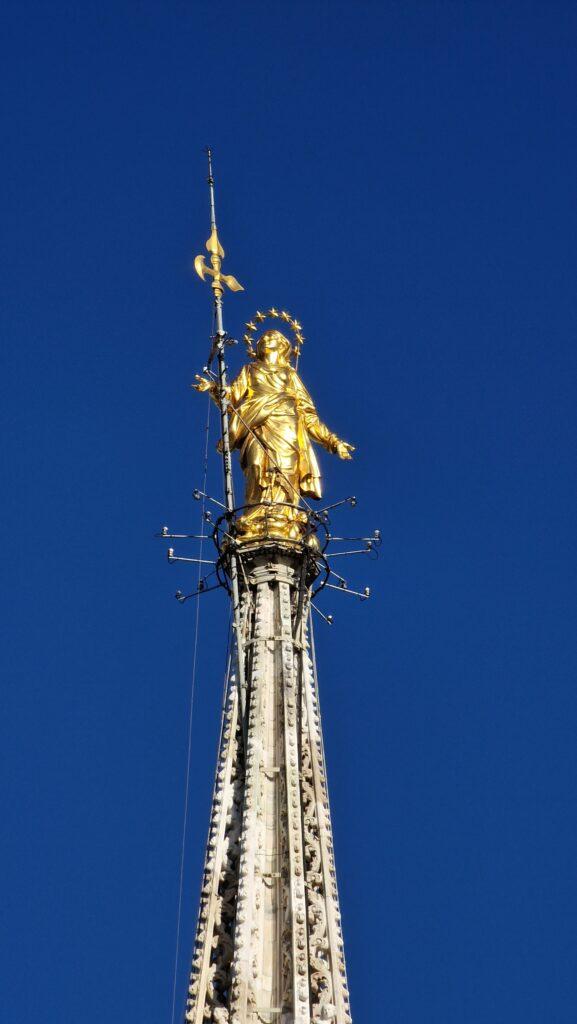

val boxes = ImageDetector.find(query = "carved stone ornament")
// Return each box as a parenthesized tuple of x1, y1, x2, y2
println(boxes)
(185, 552, 352, 1024)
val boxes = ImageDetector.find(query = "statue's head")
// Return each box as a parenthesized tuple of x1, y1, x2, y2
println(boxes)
(256, 329, 292, 368)
(244, 309, 304, 363)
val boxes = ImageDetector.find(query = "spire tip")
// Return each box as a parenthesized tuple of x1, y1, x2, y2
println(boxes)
(204, 146, 214, 185)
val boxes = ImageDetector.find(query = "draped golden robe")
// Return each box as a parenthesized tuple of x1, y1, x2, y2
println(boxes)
(227, 361, 339, 510)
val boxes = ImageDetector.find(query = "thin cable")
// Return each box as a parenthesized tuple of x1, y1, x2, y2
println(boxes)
(220, 609, 233, 711)
(308, 607, 352, 1002)
(170, 392, 212, 1024)
(177, 609, 234, 1024)
(205, 354, 315, 513)
(221, 400, 314, 513)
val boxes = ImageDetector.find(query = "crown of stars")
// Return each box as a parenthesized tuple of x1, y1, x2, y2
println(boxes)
(243, 308, 306, 364)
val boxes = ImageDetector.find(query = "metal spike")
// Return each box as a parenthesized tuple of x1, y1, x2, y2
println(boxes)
(311, 601, 334, 625)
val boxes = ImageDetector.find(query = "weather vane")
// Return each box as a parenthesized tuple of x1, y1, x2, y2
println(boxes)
(193, 149, 243, 299)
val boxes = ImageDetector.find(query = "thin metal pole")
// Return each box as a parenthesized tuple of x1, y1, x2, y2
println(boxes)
(206, 147, 217, 232)
(204, 149, 248, 736)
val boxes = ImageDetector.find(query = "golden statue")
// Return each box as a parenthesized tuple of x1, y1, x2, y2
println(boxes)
(194, 327, 354, 541)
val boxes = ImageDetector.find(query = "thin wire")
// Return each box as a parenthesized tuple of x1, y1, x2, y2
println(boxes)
(220, 610, 234, 711)
(206, 351, 314, 513)
(222, 400, 314, 514)
(170, 391, 212, 1024)
(308, 609, 352, 1000)
(177, 609, 234, 1024)
(308, 608, 326, 763)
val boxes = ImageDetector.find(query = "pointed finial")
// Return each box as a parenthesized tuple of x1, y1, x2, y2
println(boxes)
(194, 148, 244, 297)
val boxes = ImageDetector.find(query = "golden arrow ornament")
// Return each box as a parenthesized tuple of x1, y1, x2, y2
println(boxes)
(194, 224, 243, 297)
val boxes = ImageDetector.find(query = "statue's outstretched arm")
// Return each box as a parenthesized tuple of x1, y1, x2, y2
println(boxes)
(293, 372, 355, 460)
(192, 375, 222, 403)
(193, 365, 249, 409)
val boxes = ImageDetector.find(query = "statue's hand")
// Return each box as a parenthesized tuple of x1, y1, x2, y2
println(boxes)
(192, 374, 215, 394)
(336, 440, 355, 460)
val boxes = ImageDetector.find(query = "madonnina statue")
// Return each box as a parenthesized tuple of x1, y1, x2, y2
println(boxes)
(195, 328, 354, 540)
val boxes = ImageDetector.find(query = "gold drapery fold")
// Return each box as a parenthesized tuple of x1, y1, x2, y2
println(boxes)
(227, 363, 337, 504)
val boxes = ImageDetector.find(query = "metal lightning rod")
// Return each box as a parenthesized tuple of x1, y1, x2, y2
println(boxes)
(194, 148, 247, 727)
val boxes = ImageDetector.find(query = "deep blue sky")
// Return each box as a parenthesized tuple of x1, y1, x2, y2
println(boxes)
(3, 2, 577, 1022)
